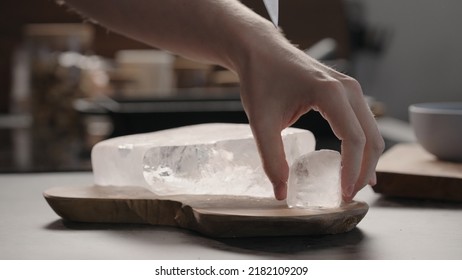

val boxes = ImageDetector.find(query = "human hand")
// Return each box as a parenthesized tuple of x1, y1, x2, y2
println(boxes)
(237, 37, 385, 202)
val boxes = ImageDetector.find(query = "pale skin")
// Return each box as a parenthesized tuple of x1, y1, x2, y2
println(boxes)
(64, 0, 385, 201)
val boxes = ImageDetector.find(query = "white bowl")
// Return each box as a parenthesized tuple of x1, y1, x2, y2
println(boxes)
(409, 102, 462, 162)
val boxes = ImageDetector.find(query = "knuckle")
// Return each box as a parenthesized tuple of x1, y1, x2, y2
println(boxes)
(373, 136, 386, 155)
(348, 130, 367, 149)
(365, 134, 385, 158)
(343, 77, 362, 91)
(341, 77, 365, 99)
(312, 73, 344, 93)
(317, 77, 365, 101)
(313, 79, 345, 103)
(323, 79, 344, 93)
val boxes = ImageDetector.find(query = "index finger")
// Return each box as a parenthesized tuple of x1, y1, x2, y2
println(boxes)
(249, 117, 289, 200)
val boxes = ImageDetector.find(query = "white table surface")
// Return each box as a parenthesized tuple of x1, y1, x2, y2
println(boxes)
(1, 172, 461, 259)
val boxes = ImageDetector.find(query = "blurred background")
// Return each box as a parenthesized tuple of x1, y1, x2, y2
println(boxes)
(0, 0, 461, 173)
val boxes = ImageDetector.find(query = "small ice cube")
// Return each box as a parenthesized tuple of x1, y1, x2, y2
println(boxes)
(287, 150, 342, 208)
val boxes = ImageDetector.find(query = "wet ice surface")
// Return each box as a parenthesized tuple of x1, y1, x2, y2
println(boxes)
(143, 139, 269, 196)
(287, 150, 342, 208)
(92, 123, 315, 197)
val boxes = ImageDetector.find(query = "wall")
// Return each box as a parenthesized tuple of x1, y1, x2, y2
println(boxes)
(0, 0, 151, 114)
(355, 0, 462, 120)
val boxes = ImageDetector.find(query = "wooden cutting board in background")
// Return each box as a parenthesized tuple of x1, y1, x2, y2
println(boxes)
(374, 143, 462, 202)
(44, 186, 368, 238)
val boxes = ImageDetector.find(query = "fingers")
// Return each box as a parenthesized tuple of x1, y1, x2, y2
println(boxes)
(246, 75, 384, 202)
(238, 49, 384, 202)
(316, 66, 384, 198)
(341, 78, 385, 199)
(315, 82, 365, 200)
(249, 117, 289, 200)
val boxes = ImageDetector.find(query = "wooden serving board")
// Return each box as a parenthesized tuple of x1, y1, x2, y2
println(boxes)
(44, 186, 368, 238)
(374, 143, 462, 202)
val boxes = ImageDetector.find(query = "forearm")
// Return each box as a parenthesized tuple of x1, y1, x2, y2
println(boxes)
(64, 0, 280, 72)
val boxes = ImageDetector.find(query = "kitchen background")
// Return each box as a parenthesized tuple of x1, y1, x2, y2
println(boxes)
(0, 0, 461, 173)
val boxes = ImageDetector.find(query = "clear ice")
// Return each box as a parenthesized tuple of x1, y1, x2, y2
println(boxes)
(92, 123, 315, 197)
(287, 150, 342, 208)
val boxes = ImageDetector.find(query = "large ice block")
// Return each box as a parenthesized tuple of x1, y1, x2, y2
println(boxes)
(287, 150, 342, 208)
(92, 123, 315, 197)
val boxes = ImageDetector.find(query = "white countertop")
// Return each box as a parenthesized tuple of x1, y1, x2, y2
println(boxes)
(1, 172, 461, 259)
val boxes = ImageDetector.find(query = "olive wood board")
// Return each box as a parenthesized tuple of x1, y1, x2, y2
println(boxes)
(374, 143, 462, 202)
(44, 186, 368, 238)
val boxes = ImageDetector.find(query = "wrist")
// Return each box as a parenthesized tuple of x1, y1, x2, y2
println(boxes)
(218, 5, 286, 74)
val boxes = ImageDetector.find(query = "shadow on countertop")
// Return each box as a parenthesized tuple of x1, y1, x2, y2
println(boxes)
(45, 219, 369, 259)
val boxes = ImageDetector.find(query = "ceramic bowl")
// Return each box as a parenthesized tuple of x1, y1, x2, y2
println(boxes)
(409, 102, 462, 162)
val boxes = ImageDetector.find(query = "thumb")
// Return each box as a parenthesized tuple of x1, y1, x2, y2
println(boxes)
(250, 121, 289, 200)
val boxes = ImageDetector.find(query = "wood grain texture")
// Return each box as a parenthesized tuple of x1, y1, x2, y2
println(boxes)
(44, 186, 368, 238)
(374, 143, 462, 201)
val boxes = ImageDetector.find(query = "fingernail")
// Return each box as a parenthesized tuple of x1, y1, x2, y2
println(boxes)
(369, 173, 377, 186)
(274, 181, 287, 201)
(341, 184, 353, 202)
